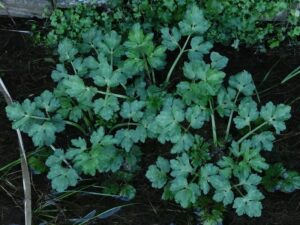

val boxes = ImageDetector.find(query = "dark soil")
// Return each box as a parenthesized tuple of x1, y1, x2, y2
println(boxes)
(1, 18, 300, 225)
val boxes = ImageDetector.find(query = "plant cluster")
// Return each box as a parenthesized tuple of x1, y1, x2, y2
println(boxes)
(9, 5, 300, 225)
(37, 0, 300, 49)
(203, 0, 300, 48)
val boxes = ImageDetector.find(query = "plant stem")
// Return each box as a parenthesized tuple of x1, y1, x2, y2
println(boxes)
(109, 122, 139, 133)
(151, 67, 156, 84)
(65, 120, 87, 135)
(165, 34, 191, 83)
(97, 90, 128, 99)
(233, 185, 244, 197)
(70, 61, 77, 75)
(209, 100, 218, 147)
(225, 91, 240, 141)
(28, 115, 51, 121)
(237, 121, 268, 144)
(83, 115, 92, 132)
(142, 54, 153, 83)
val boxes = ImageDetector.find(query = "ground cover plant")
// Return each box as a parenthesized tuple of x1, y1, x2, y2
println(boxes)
(37, 0, 300, 49)
(5, 4, 300, 225)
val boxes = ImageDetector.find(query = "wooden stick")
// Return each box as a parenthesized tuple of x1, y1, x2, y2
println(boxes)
(0, 78, 32, 225)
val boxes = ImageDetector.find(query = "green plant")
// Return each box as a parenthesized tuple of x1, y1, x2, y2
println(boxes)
(7, 5, 300, 224)
(38, 0, 300, 49)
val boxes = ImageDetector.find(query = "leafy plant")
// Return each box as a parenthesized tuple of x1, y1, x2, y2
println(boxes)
(35, 0, 300, 49)
(7, 5, 300, 225)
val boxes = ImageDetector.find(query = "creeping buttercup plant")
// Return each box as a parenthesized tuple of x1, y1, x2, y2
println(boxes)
(6, 5, 300, 225)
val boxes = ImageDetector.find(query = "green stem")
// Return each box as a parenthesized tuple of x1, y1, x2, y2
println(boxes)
(225, 91, 240, 141)
(233, 185, 244, 197)
(209, 100, 218, 147)
(237, 121, 268, 144)
(165, 34, 191, 83)
(65, 120, 87, 135)
(70, 61, 77, 75)
(97, 90, 128, 99)
(151, 67, 156, 84)
(104, 86, 110, 101)
(142, 54, 152, 83)
(109, 122, 139, 133)
(83, 115, 92, 131)
(110, 50, 114, 69)
(28, 115, 50, 121)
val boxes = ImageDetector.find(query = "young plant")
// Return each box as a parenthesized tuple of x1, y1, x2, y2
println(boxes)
(7, 5, 300, 225)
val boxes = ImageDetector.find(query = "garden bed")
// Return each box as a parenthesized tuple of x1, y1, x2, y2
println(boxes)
(1, 16, 300, 225)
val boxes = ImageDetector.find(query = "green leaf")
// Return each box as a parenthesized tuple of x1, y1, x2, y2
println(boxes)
(171, 132, 195, 153)
(51, 64, 69, 82)
(179, 5, 210, 35)
(262, 163, 285, 192)
(6, 99, 38, 132)
(124, 23, 154, 55)
(233, 189, 264, 217)
(233, 97, 259, 129)
(120, 100, 145, 122)
(210, 52, 228, 70)
(260, 102, 291, 134)
(34, 90, 60, 112)
(251, 131, 275, 151)
(80, 28, 103, 52)
(217, 156, 235, 178)
(176, 81, 208, 106)
(126, 77, 147, 99)
(96, 30, 123, 58)
(186, 105, 210, 129)
(46, 149, 79, 192)
(170, 153, 194, 177)
(147, 45, 166, 70)
(183, 61, 210, 81)
(229, 71, 255, 96)
(28, 156, 48, 174)
(115, 128, 145, 152)
(47, 165, 79, 192)
(71, 149, 100, 176)
(210, 175, 234, 206)
(188, 36, 213, 61)
(97, 146, 123, 173)
(122, 53, 144, 76)
(216, 87, 237, 117)
(161, 27, 181, 51)
(28, 122, 57, 147)
(63, 75, 97, 103)
(71, 145, 123, 175)
(89, 56, 126, 87)
(72, 57, 88, 76)
(278, 171, 300, 192)
(153, 98, 185, 143)
(119, 184, 136, 200)
(46, 149, 65, 167)
(90, 127, 116, 146)
(123, 146, 142, 170)
(236, 171, 262, 192)
(58, 38, 78, 62)
(93, 96, 120, 121)
(241, 146, 269, 173)
(199, 164, 219, 194)
(146, 156, 170, 188)
(170, 177, 200, 208)
(230, 141, 247, 157)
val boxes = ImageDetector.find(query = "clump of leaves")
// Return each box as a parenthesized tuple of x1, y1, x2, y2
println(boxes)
(7, 5, 300, 225)
(35, 0, 300, 50)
